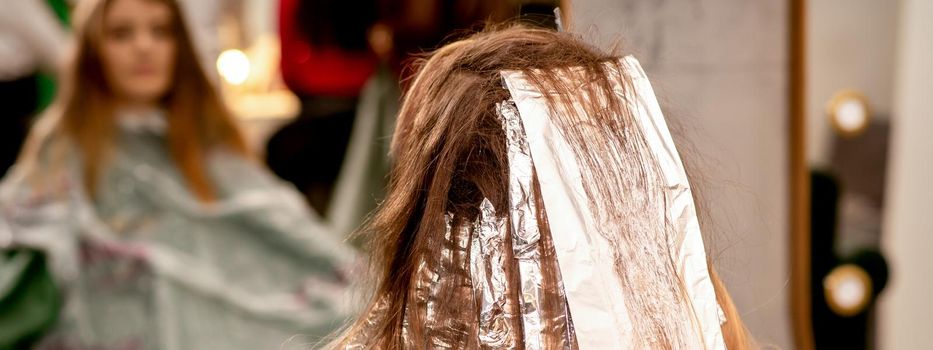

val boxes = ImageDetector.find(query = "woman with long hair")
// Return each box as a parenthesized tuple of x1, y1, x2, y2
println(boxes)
(334, 25, 754, 349)
(0, 0, 355, 348)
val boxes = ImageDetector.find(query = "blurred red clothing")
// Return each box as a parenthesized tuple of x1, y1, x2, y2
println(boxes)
(278, 0, 377, 97)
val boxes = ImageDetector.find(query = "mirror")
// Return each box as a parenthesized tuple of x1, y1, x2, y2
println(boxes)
(791, 0, 900, 348)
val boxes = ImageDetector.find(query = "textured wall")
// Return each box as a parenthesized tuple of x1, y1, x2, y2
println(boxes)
(569, 1, 792, 348)
(880, 0, 933, 347)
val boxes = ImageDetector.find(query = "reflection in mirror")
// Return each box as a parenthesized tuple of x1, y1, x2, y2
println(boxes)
(803, 0, 898, 349)
(827, 90, 870, 138)
(823, 263, 873, 317)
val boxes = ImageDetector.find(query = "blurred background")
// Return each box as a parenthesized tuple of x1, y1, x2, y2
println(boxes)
(1, 0, 930, 349)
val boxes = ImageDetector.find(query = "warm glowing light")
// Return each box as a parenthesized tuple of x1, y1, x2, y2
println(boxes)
(824, 264, 873, 317)
(827, 90, 870, 137)
(217, 49, 251, 85)
(835, 99, 868, 133)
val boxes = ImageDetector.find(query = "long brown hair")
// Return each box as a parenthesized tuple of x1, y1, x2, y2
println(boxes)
(338, 25, 752, 349)
(19, 0, 247, 202)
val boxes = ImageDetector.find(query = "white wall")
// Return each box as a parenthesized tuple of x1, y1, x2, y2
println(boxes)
(570, 1, 791, 348)
(806, 0, 899, 167)
(879, 0, 933, 347)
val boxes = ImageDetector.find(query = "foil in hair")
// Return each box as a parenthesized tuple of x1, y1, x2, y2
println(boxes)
(346, 55, 723, 350)
(346, 296, 389, 350)
(404, 213, 474, 348)
(496, 100, 576, 349)
(498, 99, 545, 348)
(500, 56, 727, 349)
(468, 198, 521, 348)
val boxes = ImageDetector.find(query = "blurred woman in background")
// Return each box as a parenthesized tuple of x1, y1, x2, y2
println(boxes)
(0, 0, 355, 348)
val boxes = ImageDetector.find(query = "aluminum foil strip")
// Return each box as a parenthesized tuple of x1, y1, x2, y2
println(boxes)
(503, 66, 658, 348)
(500, 56, 727, 349)
(534, 183, 580, 350)
(469, 198, 520, 348)
(497, 100, 576, 349)
(401, 215, 447, 347)
(403, 213, 474, 348)
(618, 56, 727, 349)
(346, 296, 389, 350)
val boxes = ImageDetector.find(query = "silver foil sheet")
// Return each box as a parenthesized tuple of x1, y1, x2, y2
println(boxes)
(468, 198, 520, 348)
(496, 100, 575, 349)
(403, 213, 474, 348)
(500, 57, 727, 349)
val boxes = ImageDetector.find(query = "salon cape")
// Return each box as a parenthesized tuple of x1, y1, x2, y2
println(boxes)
(0, 108, 360, 349)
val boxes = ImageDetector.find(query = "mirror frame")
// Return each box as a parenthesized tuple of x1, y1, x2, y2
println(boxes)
(789, 0, 814, 348)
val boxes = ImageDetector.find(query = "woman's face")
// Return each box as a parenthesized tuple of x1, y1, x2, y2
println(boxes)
(100, 0, 177, 104)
